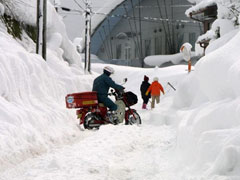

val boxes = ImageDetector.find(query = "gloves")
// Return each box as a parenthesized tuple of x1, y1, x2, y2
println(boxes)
(145, 91, 149, 96)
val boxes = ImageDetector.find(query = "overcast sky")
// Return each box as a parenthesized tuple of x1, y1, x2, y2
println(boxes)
(49, 0, 127, 41)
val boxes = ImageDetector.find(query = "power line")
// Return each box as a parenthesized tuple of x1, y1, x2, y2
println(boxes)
(72, 0, 85, 11)
(59, 6, 199, 25)
(93, 11, 199, 25)
(87, 5, 192, 9)
(59, 11, 201, 27)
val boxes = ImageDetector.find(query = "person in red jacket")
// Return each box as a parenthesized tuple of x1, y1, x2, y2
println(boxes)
(145, 77, 165, 109)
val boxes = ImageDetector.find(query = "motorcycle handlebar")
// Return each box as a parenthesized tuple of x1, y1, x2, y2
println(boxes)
(108, 88, 125, 97)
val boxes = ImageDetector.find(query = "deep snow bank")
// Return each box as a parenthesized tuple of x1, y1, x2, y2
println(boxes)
(0, 24, 94, 171)
(172, 30, 240, 177)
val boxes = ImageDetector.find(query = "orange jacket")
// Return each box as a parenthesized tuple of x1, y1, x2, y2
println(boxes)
(146, 81, 165, 96)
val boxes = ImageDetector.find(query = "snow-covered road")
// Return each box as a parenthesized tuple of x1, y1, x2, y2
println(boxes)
(0, 110, 177, 180)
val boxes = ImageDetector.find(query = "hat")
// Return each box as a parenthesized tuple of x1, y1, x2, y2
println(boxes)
(103, 66, 114, 74)
(153, 77, 158, 81)
(144, 75, 149, 81)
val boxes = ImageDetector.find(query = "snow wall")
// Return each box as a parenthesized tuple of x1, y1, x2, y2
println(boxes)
(0, 1, 93, 171)
(172, 29, 240, 176)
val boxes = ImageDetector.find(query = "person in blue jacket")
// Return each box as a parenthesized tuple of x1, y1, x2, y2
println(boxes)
(92, 66, 124, 111)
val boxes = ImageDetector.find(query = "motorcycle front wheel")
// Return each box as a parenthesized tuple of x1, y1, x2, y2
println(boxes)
(126, 111, 141, 125)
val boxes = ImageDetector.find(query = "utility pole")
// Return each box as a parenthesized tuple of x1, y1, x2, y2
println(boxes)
(57, 0, 91, 72)
(84, 1, 92, 73)
(36, 0, 47, 60)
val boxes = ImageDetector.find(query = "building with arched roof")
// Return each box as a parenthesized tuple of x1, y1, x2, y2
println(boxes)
(90, 0, 202, 67)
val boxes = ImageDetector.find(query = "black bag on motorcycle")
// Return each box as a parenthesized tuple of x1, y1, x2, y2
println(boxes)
(124, 91, 138, 106)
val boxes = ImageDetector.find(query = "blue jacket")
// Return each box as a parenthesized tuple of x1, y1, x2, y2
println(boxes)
(92, 73, 124, 100)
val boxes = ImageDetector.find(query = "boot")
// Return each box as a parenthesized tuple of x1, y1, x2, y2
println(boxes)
(107, 111, 119, 125)
(144, 104, 148, 110)
(142, 103, 147, 109)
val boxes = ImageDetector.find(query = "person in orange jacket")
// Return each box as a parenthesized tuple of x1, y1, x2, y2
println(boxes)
(145, 77, 165, 109)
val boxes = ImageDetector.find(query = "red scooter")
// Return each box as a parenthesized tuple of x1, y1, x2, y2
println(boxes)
(66, 88, 141, 130)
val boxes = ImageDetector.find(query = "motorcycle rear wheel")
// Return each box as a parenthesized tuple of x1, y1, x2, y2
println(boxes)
(84, 113, 101, 130)
(126, 111, 141, 125)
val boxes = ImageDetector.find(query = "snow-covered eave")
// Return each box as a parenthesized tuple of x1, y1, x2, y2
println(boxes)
(185, 0, 217, 17)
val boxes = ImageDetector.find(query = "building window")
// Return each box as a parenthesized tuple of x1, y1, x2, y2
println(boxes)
(189, 33, 196, 50)
(116, 44, 122, 59)
(145, 39, 151, 57)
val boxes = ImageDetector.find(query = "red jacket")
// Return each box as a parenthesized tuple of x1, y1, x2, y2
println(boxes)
(146, 81, 164, 96)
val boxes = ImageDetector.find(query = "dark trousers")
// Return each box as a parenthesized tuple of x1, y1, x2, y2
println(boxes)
(142, 96, 150, 104)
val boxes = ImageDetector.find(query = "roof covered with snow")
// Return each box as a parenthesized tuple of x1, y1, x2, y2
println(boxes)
(185, 0, 217, 17)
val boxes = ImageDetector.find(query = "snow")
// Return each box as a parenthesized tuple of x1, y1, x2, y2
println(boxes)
(180, 42, 192, 61)
(144, 52, 196, 67)
(205, 29, 239, 54)
(0, 3, 4, 16)
(0, 125, 177, 180)
(1, 0, 240, 180)
(0, 28, 87, 171)
(187, 0, 240, 55)
(185, 0, 216, 17)
(144, 53, 183, 67)
(197, 19, 236, 47)
(144, 43, 194, 67)
(172, 29, 240, 178)
(2, 0, 82, 66)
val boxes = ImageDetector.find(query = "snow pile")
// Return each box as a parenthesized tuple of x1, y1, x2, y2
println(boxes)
(187, 0, 240, 55)
(144, 52, 197, 67)
(0, 27, 94, 171)
(144, 53, 188, 67)
(144, 53, 184, 67)
(0, 1, 94, 171)
(172, 28, 240, 178)
(2, 0, 82, 66)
